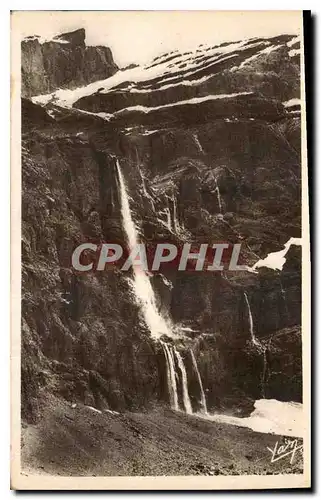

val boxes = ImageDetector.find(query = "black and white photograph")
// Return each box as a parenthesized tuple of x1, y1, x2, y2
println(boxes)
(10, 10, 310, 490)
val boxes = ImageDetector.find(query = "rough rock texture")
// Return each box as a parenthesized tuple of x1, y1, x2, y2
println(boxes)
(21, 397, 303, 476)
(21, 29, 118, 97)
(21, 33, 302, 424)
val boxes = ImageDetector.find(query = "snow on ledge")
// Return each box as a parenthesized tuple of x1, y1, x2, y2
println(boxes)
(23, 35, 70, 45)
(30, 37, 268, 109)
(287, 36, 300, 48)
(115, 92, 254, 116)
(289, 48, 301, 58)
(283, 98, 301, 108)
(85, 405, 102, 414)
(251, 237, 302, 272)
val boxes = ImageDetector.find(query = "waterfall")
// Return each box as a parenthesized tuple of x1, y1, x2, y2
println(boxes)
(116, 160, 172, 339)
(193, 133, 204, 154)
(117, 160, 195, 415)
(190, 349, 207, 414)
(161, 342, 179, 411)
(161, 342, 194, 414)
(214, 181, 222, 213)
(244, 292, 261, 348)
(174, 349, 193, 414)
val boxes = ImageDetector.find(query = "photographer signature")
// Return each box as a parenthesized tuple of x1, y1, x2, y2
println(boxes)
(267, 438, 303, 464)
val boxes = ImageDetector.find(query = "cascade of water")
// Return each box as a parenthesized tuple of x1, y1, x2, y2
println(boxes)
(117, 160, 194, 414)
(116, 160, 172, 339)
(174, 348, 193, 414)
(190, 349, 208, 414)
(161, 342, 179, 411)
(172, 195, 180, 232)
(243, 292, 261, 348)
(193, 133, 204, 154)
(214, 180, 222, 213)
(163, 207, 172, 231)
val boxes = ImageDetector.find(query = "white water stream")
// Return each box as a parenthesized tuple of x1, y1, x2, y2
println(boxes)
(174, 348, 193, 414)
(117, 160, 172, 339)
(190, 349, 208, 414)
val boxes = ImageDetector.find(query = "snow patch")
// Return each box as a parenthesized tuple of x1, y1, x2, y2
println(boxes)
(287, 36, 300, 48)
(85, 406, 102, 414)
(115, 92, 253, 116)
(283, 98, 301, 108)
(261, 44, 283, 55)
(252, 237, 302, 271)
(140, 129, 160, 136)
(30, 38, 266, 108)
(131, 53, 238, 93)
(105, 409, 120, 415)
(201, 399, 303, 438)
(238, 44, 283, 69)
(289, 48, 301, 58)
(24, 35, 70, 45)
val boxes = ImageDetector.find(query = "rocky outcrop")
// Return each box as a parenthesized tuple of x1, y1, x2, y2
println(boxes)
(21, 33, 302, 423)
(21, 29, 118, 97)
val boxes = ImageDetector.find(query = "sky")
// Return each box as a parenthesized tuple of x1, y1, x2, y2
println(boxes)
(13, 11, 302, 67)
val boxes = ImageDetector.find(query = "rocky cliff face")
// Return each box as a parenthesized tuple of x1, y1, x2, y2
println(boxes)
(21, 28, 118, 97)
(21, 32, 302, 423)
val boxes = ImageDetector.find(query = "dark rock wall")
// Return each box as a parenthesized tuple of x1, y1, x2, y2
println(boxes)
(21, 29, 118, 97)
(21, 33, 303, 422)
